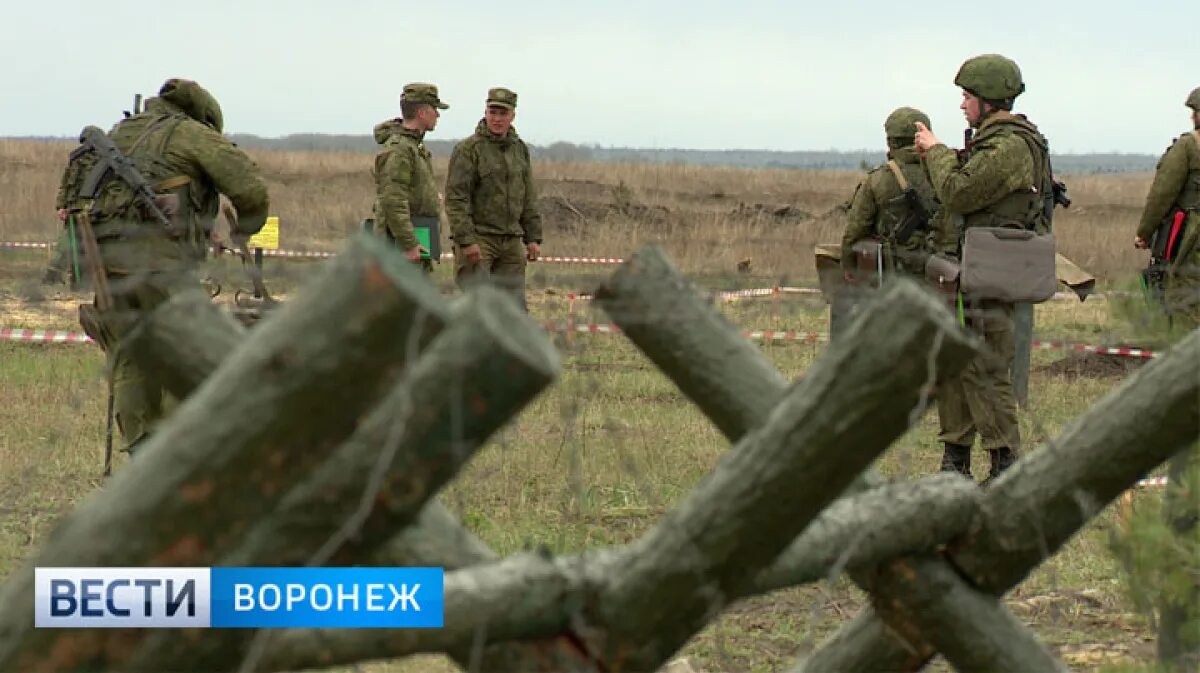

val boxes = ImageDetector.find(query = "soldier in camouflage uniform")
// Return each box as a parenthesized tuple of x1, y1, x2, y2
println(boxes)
(1135, 87, 1200, 330)
(914, 54, 1052, 481)
(444, 87, 543, 310)
(842, 107, 944, 281)
(43, 133, 90, 286)
(82, 78, 269, 455)
(371, 82, 449, 274)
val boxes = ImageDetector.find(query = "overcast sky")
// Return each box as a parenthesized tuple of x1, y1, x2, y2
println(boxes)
(2, 0, 1194, 154)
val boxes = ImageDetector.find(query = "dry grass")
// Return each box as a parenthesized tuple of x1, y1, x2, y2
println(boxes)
(0, 139, 1174, 672)
(1, 139, 1154, 287)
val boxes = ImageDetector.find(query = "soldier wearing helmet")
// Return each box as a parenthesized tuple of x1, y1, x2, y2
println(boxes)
(841, 106, 946, 284)
(913, 54, 1053, 483)
(1133, 86, 1200, 329)
(81, 78, 269, 456)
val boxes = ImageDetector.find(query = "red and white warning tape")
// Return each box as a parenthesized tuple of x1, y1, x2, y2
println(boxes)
(1030, 341, 1156, 359)
(0, 328, 92, 344)
(1135, 476, 1169, 489)
(1, 321, 1164, 359)
(0, 241, 51, 250)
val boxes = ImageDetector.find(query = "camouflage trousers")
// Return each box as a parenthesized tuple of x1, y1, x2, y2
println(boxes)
(87, 246, 199, 456)
(1164, 255, 1200, 332)
(936, 297, 1021, 453)
(453, 234, 528, 310)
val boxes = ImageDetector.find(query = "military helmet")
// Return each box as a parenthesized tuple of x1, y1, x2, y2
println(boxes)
(1187, 87, 1200, 111)
(885, 107, 930, 141)
(159, 78, 224, 132)
(954, 54, 1025, 101)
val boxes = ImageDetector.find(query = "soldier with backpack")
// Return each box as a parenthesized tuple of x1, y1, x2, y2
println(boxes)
(73, 77, 269, 456)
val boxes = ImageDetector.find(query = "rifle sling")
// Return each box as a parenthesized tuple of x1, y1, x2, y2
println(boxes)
(886, 160, 909, 190)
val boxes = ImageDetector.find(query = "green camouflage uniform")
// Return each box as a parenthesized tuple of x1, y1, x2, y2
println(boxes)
(84, 79, 269, 454)
(444, 87, 543, 309)
(842, 108, 944, 279)
(371, 83, 449, 274)
(923, 55, 1050, 480)
(44, 134, 91, 286)
(1138, 125, 1200, 330)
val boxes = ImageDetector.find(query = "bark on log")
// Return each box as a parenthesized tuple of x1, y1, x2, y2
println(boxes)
(0, 233, 452, 673)
(108, 267, 572, 673)
(864, 555, 1069, 673)
(246, 475, 981, 672)
(123, 286, 562, 672)
(792, 329, 1200, 673)
(127, 287, 247, 394)
(580, 278, 978, 671)
(592, 243, 793, 440)
(593, 244, 890, 487)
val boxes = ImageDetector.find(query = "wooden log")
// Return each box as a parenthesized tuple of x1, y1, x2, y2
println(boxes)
(122, 286, 562, 671)
(582, 278, 977, 671)
(127, 287, 247, 394)
(865, 555, 1069, 673)
(593, 243, 890, 487)
(102, 266, 571, 673)
(792, 328, 1200, 673)
(0, 233, 451, 673)
(243, 475, 980, 672)
(592, 243, 792, 440)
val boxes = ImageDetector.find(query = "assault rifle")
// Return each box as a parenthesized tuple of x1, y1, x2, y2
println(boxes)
(76, 125, 175, 232)
(889, 188, 932, 246)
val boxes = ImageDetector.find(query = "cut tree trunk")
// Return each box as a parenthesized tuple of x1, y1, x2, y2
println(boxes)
(0, 233, 451, 673)
(581, 277, 978, 671)
(122, 286, 562, 672)
(249, 475, 980, 672)
(792, 329, 1200, 673)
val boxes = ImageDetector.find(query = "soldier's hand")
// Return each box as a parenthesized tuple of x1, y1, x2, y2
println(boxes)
(405, 245, 425, 261)
(1134, 236, 1149, 250)
(57, 208, 68, 223)
(526, 242, 541, 262)
(461, 243, 482, 264)
(913, 122, 941, 154)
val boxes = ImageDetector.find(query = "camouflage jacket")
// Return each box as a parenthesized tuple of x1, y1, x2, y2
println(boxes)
(372, 119, 441, 251)
(87, 97, 269, 273)
(444, 119, 543, 246)
(1137, 130, 1200, 240)
(841, 146, 945, 274)
(924, 111, 1050, 239)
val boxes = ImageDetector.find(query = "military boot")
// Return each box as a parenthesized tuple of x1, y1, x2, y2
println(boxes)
(939, 443, 972, 478)
(983, 447, 1018, 485)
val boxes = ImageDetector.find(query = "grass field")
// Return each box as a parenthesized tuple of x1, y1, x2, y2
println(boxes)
(0, 137, 1181, 672)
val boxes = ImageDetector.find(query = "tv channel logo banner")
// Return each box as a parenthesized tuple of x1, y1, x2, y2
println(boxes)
(35, 567, 211, 628)
(211, 567, 443, 628)
(36, 567, 444, 629)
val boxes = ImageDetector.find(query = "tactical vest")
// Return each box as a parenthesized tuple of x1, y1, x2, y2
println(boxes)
(961, 116, 1051, 233)
(876, 159, 937, 273)
(86, 105, 212, 250)
(1177, 130, 1200, 211)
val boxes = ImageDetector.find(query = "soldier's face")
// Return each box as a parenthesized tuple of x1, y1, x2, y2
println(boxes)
(418, 106, 440, 131)
(485, 106, 515, 136)
(960, 91, 983, 126)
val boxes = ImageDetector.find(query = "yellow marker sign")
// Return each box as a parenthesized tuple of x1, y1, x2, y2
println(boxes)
(247, 216, 280, 250)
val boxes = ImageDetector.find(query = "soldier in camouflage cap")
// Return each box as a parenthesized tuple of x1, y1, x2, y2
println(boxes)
(81, 77, 270, 456)
(445, 86, 543, 310)
(914, 54, 1053, 482)
(841, 107, 947, 284)
(370, 82, 449, 272)
(1134, 86, 1200, 329)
